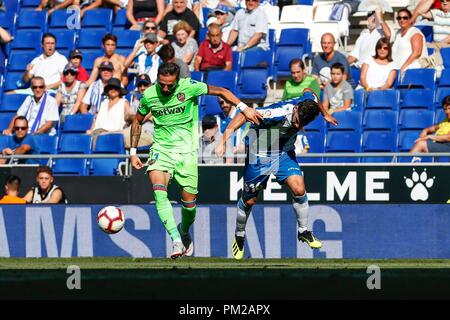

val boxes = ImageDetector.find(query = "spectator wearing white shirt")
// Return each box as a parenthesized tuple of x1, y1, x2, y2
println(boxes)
(347, 8, 391, 67)
(125, 33, 161, 83)
(21, 33, 68, 91)
(3, 77, 59, 136)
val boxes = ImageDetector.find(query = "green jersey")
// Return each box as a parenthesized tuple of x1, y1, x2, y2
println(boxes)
(139, 78, 208, 153)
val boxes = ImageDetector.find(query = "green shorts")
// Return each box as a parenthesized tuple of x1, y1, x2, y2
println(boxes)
(146, 149, 198, 194)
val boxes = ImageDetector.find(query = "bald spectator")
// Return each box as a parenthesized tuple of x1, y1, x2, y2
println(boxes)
(159, 0, 200, 43)
(195, 23, 232, 71)
(312, 33, 355, 89)
(227, 0, 269, 52)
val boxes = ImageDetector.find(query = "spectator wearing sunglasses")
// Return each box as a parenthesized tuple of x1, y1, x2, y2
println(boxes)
(127, 0, 166, 30)
(0, 117, 37, 165)
(55, 64, 88, 122)
(3, 77, 59, 136)
(391, 8, 428, 73)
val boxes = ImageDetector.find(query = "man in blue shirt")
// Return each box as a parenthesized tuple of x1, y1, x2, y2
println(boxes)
(215, 89, 337, 259)
(0, 116, 37, 164)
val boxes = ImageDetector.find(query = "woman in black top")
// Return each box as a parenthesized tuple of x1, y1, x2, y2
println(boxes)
(127, 0, 166, 30)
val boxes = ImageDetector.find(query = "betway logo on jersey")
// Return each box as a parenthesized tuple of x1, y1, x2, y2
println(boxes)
(153, 105, 186, 117)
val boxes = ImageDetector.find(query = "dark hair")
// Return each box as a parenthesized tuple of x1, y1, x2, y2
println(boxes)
(14, 116, 28, 126)
(36, 165, 53, 177)
(289, 58, 305, 70)
(158, 44, 175, 61)
(397, 8, 412, 18)
(442, 95, 450, 108)
(42, 32, 56, 44)
(158, 62, 180, 78)
(202, 115, 218, 130)
(3, 175, 21, 193)
(373, 37, 393, 62)
(297, 99, 320, 127)
(331, 62, 345, 73)
(102, 33, 117, 44)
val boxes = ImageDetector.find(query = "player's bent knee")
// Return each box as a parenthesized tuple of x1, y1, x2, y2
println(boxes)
(181, 198, 196, 209)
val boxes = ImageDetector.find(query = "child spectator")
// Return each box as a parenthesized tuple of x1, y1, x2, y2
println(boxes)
(322, 63, 354, 114)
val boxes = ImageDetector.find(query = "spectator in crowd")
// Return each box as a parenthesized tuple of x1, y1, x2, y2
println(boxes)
(80, 61, 114, 114)
(413, 0, 450, 70)
(227, 0, 269, 52)
(159, 0, 200, 43)
(164, 0, 201, 25)
(86, 78, 131, 146)
(19, 33, 68, 92)
(23, 166, 67, 204)
(80, 0, 128, 18)
(410, 95, 450, 162)
(172, 21, 199, 71)
(134, 20, 163, 56)
(3, 77, 59, 136)
(391, 8, 428, 73)
(55, 64, 88, 122)
(66, 49, 90, 82)
(210, 4, 234, 42)
(360, 38, 397, 91)
(158, 44, 191, 77)
(322, 63, 353, 114)
(36, 0, 75, 15)
(201, 114, 224, 164)
(0, 175, 27, 204)
(347, 8, 391, 67)
(126, 33, 161, 83)
(86, 33, 128, 87)
(0, 117, 37, 165)
(312, 33, 355, 89)
(282, 58, 320, 100)
(195, 23, 232, 71)
(123, 74, 154, 148)
(127, 0, 165, 30)
(0, 26, 12, 44)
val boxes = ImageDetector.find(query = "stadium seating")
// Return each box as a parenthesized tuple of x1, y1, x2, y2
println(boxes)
(7, 52, 35, 71)
(113, 9, 129, 30)
(236, 68, 268, 101)
(77, 30, 107, 53)
(363, 110, 398, 133)
(232, 51, 240, 72)
(366, 90, 399, 110)
(49, 10, 80, 31)
(438, 68, 450, 87)
(303, 131, 325, 163)
(3, 71, 25, 91)
(361, 131, 396, 162)
(206, 70, 237, 94)
(398, 68, 436, 90)
(352, 89, 366, 111)
(81, 9, 113, 32)
(304, 115, 326, 133)
(21, 0, 41, 8)
(53, 29, 77, 53)
(436, 108, 446, 122)
(115, 30, 141, 50)
(327, 111, 362, 132)
(325, 131, 361, 163)
(200, 95, 222, 117)
(435, 87, 450, 109)
(17, 10, 47, 31)
(0, 94, 26, 113)
(53, 134, 92, 175)
(62, 114, 95, 133)
(441, 47, 450, 69)
(0, 112, 14, 130)
(400, 89, 434, 110)
(10, 30, 43, 54)
(191, 71, 203, 82)
(90, 133, 125, 176)
(31, 134, 58, 165)
(398, 109, 435, 130)
(416, 25, 433, 42)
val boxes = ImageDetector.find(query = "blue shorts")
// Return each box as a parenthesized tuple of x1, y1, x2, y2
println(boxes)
(242, 150, 302, 201)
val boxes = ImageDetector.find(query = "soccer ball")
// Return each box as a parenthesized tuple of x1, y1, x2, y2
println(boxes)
(97, 206, 125, 234)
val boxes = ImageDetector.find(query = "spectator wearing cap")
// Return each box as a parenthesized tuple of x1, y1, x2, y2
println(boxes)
(195, 23, 232, 71)
(123, 74, 154, 148)
(3, 77, 59, 136)
(212, 4, 234, 42)
(159, 0, 200, 43)
(347, 8, 391, 67)
(157, 44, 191, 78)
(86, 34, 128, 87)
(227, 0, 269, 52)
(126, 0, 166, 30)
(0, 117, 37, 165)
(17, 33, 68, 93)
(66, 49, 90, 82)
(171, 21, 199, 71)
(80, 61, 114, 114)
(87, 78, 131, 146)
(55, 64, 88, 122)
(125, 33, 162, 83)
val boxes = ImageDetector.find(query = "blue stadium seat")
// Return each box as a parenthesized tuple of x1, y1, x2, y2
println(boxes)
(361, 131, 396, 162)
(416, 25, 433, 42)
(3, 0, 18, 13)
(232, 51, 240, 72)
(81, 9, 113, 32)
(304, 115, 326, 133)
(352, 89, 366, 111)
(17, 10, 48, 31)
(10, 30, 43, 53)
(200, 95, 222, 117)
(62, 114, 95, 133)
(397, 130, 424, 162)
(7, 52, 35, 71)
(53, 29, 76, 53)
(366, 90, 399, 110)
(114, 30, 141, 49)
(398, 68, 436, 90)
(363, 109, 398, 132)
(327, 111, 362, 132)
(206, 70, 237, 93)
(115, 48, 132, 57)
(436, 108, 446, 122)
(21, 0, 41, 7)
(434, 87, 450, 109)
(3, 72, 27, 91)
(241, 48, 272, 69)
(325, 131, 361, 163)
(0, 135, 9, 151)
(400, 89, 434, 110)
(31, 134, 58, 165)
(81, 51, 101, 71)
(91, 133, 125, 176)
(77, 30, 107, 52)
(351, 65, 361, 87)
(191, 71, 203, 82)
(303, 131, 325, 163)
(0, 11, 16, 33)
(399, 109, 435, 130)
(52, 158, 90, 175)
(438, 68, 450, 88)
(236, 69, 268, 101)
(268, 29, 276, 52)
(113, 9, 129, 29)
(441, 47, 450, 69)
(0, 112, 14, 130)
(53, 134, 92, 175)
(0, 94, 26, 112)
(49, 10, 80, 31)
(199, 27, 207, 43)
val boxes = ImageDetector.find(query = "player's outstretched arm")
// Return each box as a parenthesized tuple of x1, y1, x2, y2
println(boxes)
(303, 88, 338, 126)
(130, 112, 145, 169)
(215, 113, 247, 158)
(207, 85, 262, 125)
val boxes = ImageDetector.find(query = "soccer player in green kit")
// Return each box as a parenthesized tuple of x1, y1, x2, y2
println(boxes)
(130, 63, 262, 259)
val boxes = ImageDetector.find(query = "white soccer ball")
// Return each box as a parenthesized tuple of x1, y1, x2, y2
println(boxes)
(97, 206, 125, 234)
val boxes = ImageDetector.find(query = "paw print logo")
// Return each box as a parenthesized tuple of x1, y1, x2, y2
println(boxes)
(404, 168, 435, 201)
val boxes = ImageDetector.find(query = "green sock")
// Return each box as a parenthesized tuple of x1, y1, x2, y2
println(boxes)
(181, 201, 196, 234)
(154, 189, 180, 241)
